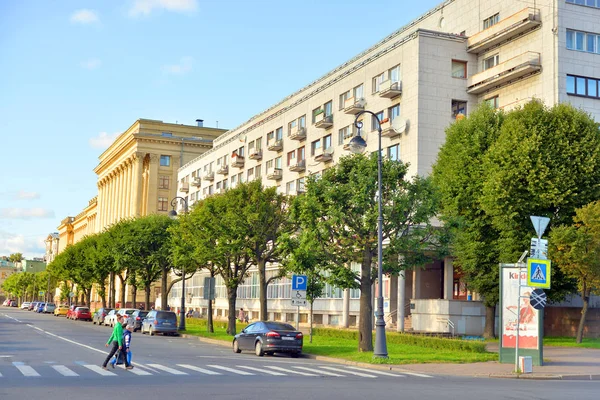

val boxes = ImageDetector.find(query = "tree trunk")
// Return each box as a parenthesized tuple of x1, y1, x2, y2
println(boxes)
(358, 249, 374, 352)
(310, 300, 314, 344)
(207, 299, 214, 333)
(258, 259, 267, 321)
(109, 272, 115, 308)
(483, 305, 496, 338)
(161, 268, 169, 311)
(576, 285, 590, 344)
(145, 284, 151, 311)
(85, 289, 92, 308)
(132, 285, 138, 309)
(100, 283, 107, 309)
(118, 275, 126, 307)
(227, 286, 238, 336)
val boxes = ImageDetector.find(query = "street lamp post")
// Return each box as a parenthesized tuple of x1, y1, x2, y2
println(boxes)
(346, 110, 389, 359)
(168, 196, 189, 332)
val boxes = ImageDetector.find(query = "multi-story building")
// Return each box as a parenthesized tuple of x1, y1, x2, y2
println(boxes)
(173, 0, 600, 334)
(20, 259, 46, 273)
(57, 119, 227, 307)
(44, 233, 60, 265)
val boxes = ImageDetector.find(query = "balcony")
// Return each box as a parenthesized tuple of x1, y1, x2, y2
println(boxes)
(232, 155, 245, 168)
(344, 97, 365, 115)
(378, 80, 402, 99)
(267, 168, 283, 180)
(191, 177, 202, 187)
(314, 113, 333, 129)
(467, 51, 541, 94)
(380, 120, 401, 138)
(217, 165, 229, 175)
(217, 187, 227, 194)
(249, 149, 263, 160)
(467, 8, 541, 54)
(289, 159, 306, 172)
(314, 147, 334, 163)
(204, 171, 215, 181)
(288, 126, 307, 140)
(267, 139, 283, 152)
(180, 182, 189, 193)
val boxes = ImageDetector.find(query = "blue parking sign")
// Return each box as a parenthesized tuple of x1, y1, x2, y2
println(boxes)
(292, 275, 307, 291)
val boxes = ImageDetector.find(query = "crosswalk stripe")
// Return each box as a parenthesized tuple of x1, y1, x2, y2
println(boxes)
(293, 366, 345, 377)
(146, 364, 188, 375)
(206, 365, 254, 375)
(264, 365, 317, 376)
(346, 366, 405, 377)
(319, 366, 376, 378)
(13, 362, 40, 377)
(402, 371, 433, 378)
(52, 365, 79, 377)
(177, 364, 222, 375)
(236, 365, 286, 376)
(82, 365, 116, 376)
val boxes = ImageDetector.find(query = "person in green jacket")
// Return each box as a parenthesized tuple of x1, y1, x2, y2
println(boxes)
(102, 314, 131, 369)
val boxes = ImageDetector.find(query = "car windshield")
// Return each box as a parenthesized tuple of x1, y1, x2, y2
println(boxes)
(156, 311, 176, 321)
(76, 307, 89, 312)
(264, 322, 296, 331)
(123, 309, 135, 315)
(138, 311, 148, 317)
(47, 303, 55, 306)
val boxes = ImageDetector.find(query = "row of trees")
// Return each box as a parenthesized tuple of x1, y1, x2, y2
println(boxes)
(2, 270, 58, 303)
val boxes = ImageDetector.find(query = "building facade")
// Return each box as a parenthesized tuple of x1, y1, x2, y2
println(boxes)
(172, 0, 600, 334)
(44, 233, 60, 265)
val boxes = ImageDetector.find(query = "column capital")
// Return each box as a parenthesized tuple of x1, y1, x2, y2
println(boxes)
(134, 151, 146, 161)
(149, 154, 160, 163)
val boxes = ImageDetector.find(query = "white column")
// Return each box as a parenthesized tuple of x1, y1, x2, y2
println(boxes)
(133, 153, 144, 216)
(116, 167, 123, 221)
(97, 183, 104, 230)
(412, 268, 421, 299)
(125, 161, 132, 217)
(342, 289, 350, 328)
(108, 173, 115, 225)
(443, 257, 454, 300)
(397, 270, 406, 332)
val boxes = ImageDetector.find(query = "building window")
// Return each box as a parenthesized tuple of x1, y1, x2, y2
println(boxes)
(483, 13, 499, 30)
(372, 111, 384, 131)
(389, 65, 401, 83)
(338, 126, 352, 145)
(387, 144, 399, 161)
(372, 72, 386, 93)
(451, 60, 467, 78)
(323, 135, 332, 150)
(566, 29, 600, 53)
(485, 96, 500, 109)
(388, 104, 400, 122)
(247, 168, 254, 181)
(567, 74, 600, 98)
(158, 175, 170, 189)
(286, 180, 295, 194)
(255, 164, 261, 177)
(297, 177, 305, 192)
(353, 84, 364, 100)
(451, 100, 467, 118)
(287, 150, 296, 166)
(267, 131, 274, 145)
(324, 101, 333, 117)
(339, 90, 351, 110)
(311, 139, 321, 156)
(158, 197, 168, 211)
(567, 0, 599, 8)
(483, 54, 499, 71)
(160, 155, 171, 167)
(275, 127, 283, 141)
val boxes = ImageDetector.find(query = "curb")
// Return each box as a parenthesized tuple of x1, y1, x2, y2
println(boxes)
(478, 373, 600, 380)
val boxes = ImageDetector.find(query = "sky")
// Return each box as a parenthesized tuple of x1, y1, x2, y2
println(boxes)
(0, 0, 442, 258)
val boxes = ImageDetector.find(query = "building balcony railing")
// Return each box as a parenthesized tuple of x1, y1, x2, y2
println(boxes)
(380, 120, 401, 138)
(288, 126, 307, 140)
(378, 80, 402, 99)
(344, 97, 365, 115)
(232, 155, 245, 168)
(191, 177, 202, 187)
(249, 149, 263, 160)
(204, 171, 215, 181)
(267, 139, 283, 152)
(217, 187, 227, 194)
(180, 182, 189, 192)
(467, 8, 541, 54)
(314, 113, 334, 129)
(289, 159, 306, 172)
(314, 147, 334, 163)
(217, 165, 229, 175)
(266, 168, 283, 180)
(467, 51, 541, 94)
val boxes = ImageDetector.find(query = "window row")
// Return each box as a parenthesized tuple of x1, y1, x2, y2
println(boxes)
(567, 74, 600, 98)
(566, 0, 600, 9)
(566, 29, 600, 54)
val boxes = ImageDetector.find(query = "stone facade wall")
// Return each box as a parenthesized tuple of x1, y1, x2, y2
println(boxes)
(544, 307, 600, 338)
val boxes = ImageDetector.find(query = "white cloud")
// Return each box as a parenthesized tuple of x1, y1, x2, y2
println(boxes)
(0, 231, 46, 258)
(14, 191, 41, 200)
(0, 208, 55, 220)
(89, 131, 120, 149)
(80, 58, 102, 70)
(129, 0, 198, 17)
(70, 9, 100, 24)
(162, 56, 193, 75)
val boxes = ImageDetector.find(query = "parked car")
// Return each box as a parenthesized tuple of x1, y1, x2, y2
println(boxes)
(35, 303, 46, 313)
(103, 309, 119, 327)
(92, 307, 114, 325)
(2, 299, 11, 306)
(71, 307, 92, 321)
(20, 302, 31, 310)
(28, 302, 39, 311)
(54, 305, 69, 316)
(105, 308, 138, 327)
(141, 310, 178, 336)
(232, 321, 303, 357)
(66, 304, 84, 319)
(127, 310, 148, 332)
(43, 303, 56, 313)
(9, 300, 17, 307)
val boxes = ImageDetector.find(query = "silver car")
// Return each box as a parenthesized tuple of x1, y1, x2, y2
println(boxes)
(43, 303, 56, 313)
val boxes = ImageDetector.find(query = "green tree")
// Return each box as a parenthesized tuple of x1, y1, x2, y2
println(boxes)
(9, 253, 23, 263)
(549, 201, 600, 343)
(293, 153, 441, 351)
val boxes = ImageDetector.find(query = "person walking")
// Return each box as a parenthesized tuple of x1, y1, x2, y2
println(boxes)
(110, 323, 134, 369)
(102, 314, 129, 370)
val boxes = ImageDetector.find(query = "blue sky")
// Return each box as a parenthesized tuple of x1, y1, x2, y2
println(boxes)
(0, 0, 442, 258)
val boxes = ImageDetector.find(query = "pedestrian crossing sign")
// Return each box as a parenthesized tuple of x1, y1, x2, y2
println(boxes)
(527, 258, 551, 289)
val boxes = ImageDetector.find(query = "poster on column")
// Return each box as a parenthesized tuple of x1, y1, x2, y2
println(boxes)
(501, 267, 539, 349)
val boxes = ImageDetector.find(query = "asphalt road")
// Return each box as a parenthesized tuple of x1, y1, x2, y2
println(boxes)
(1, 308, 599, 400)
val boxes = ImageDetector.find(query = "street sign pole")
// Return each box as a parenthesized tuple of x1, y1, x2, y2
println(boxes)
(514, 250, 527, 373)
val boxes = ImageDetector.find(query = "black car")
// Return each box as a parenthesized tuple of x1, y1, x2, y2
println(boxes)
(233, 321, 303, 357)
(127, 310, 148, 332)
(92, 308, 114, 325)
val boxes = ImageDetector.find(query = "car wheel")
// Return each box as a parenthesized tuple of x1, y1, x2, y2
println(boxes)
(149, 327, 154, 336)
(233, 339, 241, 354)
(291, 352, 300, 358)
(255, 341, 264, 357)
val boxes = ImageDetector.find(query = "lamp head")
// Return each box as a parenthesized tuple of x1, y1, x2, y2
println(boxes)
(347, 133, 367, 154)
(168, 209, 178, 219)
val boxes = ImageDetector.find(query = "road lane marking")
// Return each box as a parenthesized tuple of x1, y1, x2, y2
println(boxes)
(177, 364, 222, 375)
(3, 315, 21, 322)
(28, 325, 108, 355)
(264, 365, 317, 376)
(236, 365, 286, 376)
(319, 366, 376, 378)
(82, 364, 116, 376)
(13, 362, 40, 377)
(52, 365, 79, 377)
(146, 364, 188, 375)
(206, 365, 254, 375)
(401, 371, 433, 378)
(126, 367, 152, 376)
(293, 366, 344, 377)
(346, 366, 406, 377)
